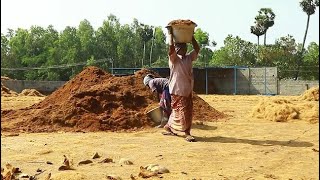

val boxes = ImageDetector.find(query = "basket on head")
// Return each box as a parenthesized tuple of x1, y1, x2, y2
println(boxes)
(166, 19, 197, 43)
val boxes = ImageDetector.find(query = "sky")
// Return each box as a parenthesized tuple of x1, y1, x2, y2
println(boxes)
(1, 0, 319, 49)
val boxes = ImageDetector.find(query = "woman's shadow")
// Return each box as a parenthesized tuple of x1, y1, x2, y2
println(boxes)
(194, 136, 314, 147)
(192, 123, 313, 147)
(192, 123, 218, 130)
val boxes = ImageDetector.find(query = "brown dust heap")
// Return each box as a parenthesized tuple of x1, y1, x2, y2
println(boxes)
(1, 76, 12, 80)
(19, 89, 45, 97)
(299, 86, 319, 101)
(167, 19, 197, 26)
(1, 66, 225, 133)
(1, 83, 18, 97)
(251, 93, 319, 123)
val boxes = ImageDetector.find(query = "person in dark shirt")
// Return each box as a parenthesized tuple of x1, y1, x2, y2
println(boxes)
(143, 74, 172, 128)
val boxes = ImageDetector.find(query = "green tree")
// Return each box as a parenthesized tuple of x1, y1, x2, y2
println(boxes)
(130, 19, 148, 68)
(56, 26, 81, 80)
(256, 35, 300, 79)
(116, 24, 136, 67)
(96, 14, 119, 68)
(138, 24, 153, 67)
(193, 28, 215, 67)
(300, 0, 319, 50)
(86, 55, 96, 66)
(210, 35, 256, 67)
(23, 26, 56, 80)
(300, 42, 319, 80)
(7, 28, 30, 79)
(254, 8, 276, 45)
(1, 34, 10, 67)
(77, 19, 96, 62)
(44, 25, 60, 80)
(1, 33, 18, 78)
(295, 0, 319, 79)
(250, 24, 266, 46)
(149, 27, 167, 67)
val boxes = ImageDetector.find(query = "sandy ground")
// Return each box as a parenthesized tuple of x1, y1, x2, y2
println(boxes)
(1, 95, 319, 180)
(1, 96, 45, 110)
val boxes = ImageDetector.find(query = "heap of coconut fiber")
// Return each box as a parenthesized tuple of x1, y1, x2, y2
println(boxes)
(1, 66, 225, 133)
(1, 83, 18, 97)
(1, 76, 12, 80)
(250, 97, 318, 123)
(299, 86, 319, 101)
(19, 89, 45, 97)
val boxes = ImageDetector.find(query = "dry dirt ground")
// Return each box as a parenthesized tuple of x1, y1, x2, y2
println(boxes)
(1, 95, 319, 180)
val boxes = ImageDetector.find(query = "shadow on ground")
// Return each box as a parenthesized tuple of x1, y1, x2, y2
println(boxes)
(192, 124, 218, 130)
(194, 136, 314, 147)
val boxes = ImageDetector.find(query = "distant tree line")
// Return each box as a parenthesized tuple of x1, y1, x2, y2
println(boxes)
(1, 15, 169, 81)
(1, 0, 319, 80)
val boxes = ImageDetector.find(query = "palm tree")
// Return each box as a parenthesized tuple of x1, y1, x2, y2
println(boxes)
(295, 0, 319, 79)
(255, 8, 276, 45)
(300, 0, 319, 51)
(250, 24, 266, 46)
(139, 24, 153, 67)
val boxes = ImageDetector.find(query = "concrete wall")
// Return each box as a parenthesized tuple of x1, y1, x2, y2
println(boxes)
(2, 67, 317, 95)
(151, 67, 310, 95)
(1, 80, 66, 95)
(206, 68, 234, 94)
(190, 67, 278, 95)
(248, 67, 278, 95)
(279, 80, 319, 95)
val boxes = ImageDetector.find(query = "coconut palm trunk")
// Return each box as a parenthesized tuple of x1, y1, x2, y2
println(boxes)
(142, 41, 146, 67)
(295, 14, 311, 79)
(264, 31, 267, 45)
(302, 14, 310, 50)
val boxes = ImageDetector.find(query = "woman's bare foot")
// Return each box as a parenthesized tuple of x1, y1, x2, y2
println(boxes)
(161, 124, 177, 136)
(185, 135, 196, 142)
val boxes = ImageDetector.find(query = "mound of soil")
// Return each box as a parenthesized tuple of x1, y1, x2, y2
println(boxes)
(1, 83, 18, 97)
(300, 86, 319, 101)
(1, 66, 225, 133)
(19, 89, 45, 97)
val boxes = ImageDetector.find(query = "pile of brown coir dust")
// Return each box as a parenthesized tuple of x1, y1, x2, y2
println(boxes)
(1, 83, 18, 97)
(299, 86, 319, 101)
(1, 76, 12, 80)
(167, 19, 197, 26)
(19, 89, 45, 97)
(1, 66, 225, 133)
(250, 97, 318, 123)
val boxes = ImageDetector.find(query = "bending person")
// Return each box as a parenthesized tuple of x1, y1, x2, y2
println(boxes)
(143, 74, 172, 128)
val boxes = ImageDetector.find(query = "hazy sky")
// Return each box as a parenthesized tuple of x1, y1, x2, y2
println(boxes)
(1, 0, 319, 49)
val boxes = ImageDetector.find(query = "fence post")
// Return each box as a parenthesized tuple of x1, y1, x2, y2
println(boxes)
(205, 68, 208, 95)
(264, 67, 267, 95)
(248, 67, 251, 95)
(234, 66, 237, 95)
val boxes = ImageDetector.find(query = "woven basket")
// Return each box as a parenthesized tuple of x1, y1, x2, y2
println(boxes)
(146, 106, 162, 123)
